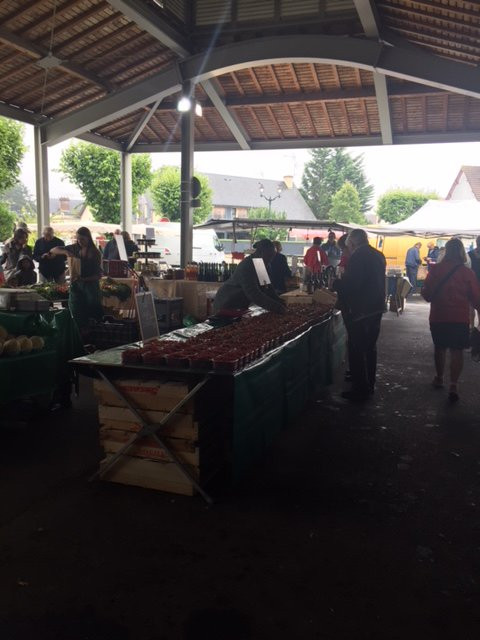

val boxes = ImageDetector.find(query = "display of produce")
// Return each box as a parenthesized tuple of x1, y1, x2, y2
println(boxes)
(32, 282, 69, 301)
(122, 304, 333, 372)
(100, 277, 132, 302)
(0, 324, 46, 358)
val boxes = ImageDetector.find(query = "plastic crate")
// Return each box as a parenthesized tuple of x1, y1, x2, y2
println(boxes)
(102, 260, 129, 278)
(92, 319, 139, 350)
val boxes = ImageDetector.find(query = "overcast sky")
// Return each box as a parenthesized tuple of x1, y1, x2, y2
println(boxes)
(19, 123, 480, 208)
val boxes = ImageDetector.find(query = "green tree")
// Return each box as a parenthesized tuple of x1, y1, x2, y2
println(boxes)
(0, 202, 15, 241)
(0, 117, 25, 194)
(150, 166, 212, 225)
(376, 189, 439, 224)
(1, 182, 36, 219)
(59, 142, 152, 223)
(330, 181, 366, 223)
(247, 207, 288, 241)
(301, 148, 373, 219)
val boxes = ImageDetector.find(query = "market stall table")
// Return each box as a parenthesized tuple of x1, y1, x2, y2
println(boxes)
(0, 308, 84, 404)
(71, 309, 346, 500)
(147, 279, 222, 320)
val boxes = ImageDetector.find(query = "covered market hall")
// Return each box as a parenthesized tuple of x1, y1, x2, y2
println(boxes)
(1, 1, 480, 639)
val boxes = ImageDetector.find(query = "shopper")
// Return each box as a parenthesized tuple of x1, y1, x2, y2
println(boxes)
(269, 241, 291, 294)
(334, 229, 386, 401)
(33, 226, 66, 283)
(214, 238, 287, 314)
(422, 237, 480, 402)
(7, 254, 37, 286)
(102, 229, 122, 260)
(121, 231, 139, 267)
(405, 242, 422, 295)
(0, 228, 32, 282)
(337, 234, 350, 274)
(425, 241, 440, 271)
(303, 237, 328, 278)
(47, 227, 103, 334)
(468, 236, 480, 328)
(322, 231, 342, 267)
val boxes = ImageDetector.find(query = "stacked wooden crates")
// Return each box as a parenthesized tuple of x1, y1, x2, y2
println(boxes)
(93, 378, 223, 496)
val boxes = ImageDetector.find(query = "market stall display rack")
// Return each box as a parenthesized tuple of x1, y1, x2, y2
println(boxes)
(71, 308, 346, 501)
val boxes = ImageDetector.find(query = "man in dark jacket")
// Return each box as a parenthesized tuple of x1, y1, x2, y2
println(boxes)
(214, 239, 287, 315)
(33, 226, 66, 283)
(334, 229, 386, 401)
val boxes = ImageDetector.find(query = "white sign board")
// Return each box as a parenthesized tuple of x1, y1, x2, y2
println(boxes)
(135, 292, 159, 342)
(252, 258, 271, 286)
(114, 233, 128, 262)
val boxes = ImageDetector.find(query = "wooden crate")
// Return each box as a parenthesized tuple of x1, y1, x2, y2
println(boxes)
(100, 455, 197, 496)
(100, 438, 199, 466)
(93, 379, 194, 414)
(98, 405, 197, 440)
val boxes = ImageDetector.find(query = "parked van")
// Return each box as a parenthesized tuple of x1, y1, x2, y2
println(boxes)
(135, 222, 225, 266)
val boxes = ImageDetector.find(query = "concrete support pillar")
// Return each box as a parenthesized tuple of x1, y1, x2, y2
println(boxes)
(34, 126, 50, 236)
(180, 82, 194, 267)
(120, 151, 132, 234)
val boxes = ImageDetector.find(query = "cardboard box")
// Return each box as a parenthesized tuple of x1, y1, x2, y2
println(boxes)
(100, 455, 198, 496)
(98, 405, 197, 439)
(93, 379, 194, 413)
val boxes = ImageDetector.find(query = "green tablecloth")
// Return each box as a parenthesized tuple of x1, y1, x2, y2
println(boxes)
(0, 309, 84, 403)
(232, 313, 346, 482)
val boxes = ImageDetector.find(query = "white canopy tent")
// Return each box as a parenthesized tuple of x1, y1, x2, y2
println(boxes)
(391, 200, 480, 238)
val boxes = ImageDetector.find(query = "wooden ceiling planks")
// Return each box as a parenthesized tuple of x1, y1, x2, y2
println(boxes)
(0, 0, 478, 147)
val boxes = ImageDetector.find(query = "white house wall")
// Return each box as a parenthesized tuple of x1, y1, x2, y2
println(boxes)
(449, 173, 476, 200)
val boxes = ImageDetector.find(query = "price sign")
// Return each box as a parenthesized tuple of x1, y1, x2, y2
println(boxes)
(252, 258, 271, 286)
(135, 292, 159, 342)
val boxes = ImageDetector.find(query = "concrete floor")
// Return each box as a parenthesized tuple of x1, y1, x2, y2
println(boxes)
(1, 298, 479, 640)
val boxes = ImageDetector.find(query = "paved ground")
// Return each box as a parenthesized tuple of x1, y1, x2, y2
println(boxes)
(1, 297, 479, 640)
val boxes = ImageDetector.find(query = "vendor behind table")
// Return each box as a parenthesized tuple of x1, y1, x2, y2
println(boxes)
(213, 238, 287, 314)
(46, 226, 103, 334)
(303, 237, 328, 281)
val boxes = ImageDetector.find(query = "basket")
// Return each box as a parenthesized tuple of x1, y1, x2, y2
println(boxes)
(91, 318, 139, 350)
(102, 260, 129, 278)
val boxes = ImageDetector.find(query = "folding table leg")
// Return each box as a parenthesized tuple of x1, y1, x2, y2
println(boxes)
(90, 370, 213, 504)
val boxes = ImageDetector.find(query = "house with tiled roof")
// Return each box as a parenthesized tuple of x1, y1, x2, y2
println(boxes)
(203, 173, 316, 221)
(446, 166, 480, 201)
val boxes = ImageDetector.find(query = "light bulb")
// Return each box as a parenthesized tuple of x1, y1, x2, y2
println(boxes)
(177, 96, 191, 112)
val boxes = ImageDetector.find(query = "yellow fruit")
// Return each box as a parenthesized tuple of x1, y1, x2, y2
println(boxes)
(0, 326, 7, 340)
(16, 335, 27, 341)
(30, 336, 45, 351)
(3, 339, 20, 356)
(18, 337, 33, 354)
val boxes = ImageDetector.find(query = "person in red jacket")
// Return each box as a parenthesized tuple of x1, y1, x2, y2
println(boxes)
(303, 237, 328, 278)
(422, 237, 480, 402)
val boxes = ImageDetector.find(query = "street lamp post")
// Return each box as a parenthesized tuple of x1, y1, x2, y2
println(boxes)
(259, 184, 282, 213)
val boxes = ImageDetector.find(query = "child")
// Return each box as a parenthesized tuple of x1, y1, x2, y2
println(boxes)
(8, 254, 37, 286)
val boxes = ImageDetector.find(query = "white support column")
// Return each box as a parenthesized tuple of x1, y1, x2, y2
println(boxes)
(180, 82, 194, 267)
(120, 151, 132, 234)
(34, 126, 50, 236)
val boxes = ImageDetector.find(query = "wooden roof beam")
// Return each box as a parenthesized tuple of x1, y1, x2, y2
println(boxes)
(126, 100, 162, 151)
(107, 0, 190, 56)
(128, 130, 480, 153)
(108, 0, 251, 150)
(0, 27, 113, 91)
(353, 0, 393, 144)
(41, 34, 480, 146)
